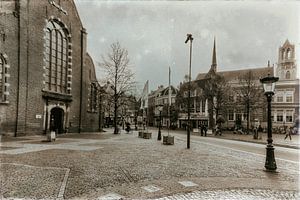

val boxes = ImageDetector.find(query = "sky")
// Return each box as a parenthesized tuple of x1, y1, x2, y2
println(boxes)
(74, 0, 299, 93)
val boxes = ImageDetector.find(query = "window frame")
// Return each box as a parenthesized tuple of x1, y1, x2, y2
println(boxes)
(44, 20, 69, 94)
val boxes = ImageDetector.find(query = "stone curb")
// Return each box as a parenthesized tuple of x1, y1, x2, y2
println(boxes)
(211, 137, 300, 149)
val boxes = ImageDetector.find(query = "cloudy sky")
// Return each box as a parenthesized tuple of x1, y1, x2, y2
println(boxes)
(74, 0, 299, 92)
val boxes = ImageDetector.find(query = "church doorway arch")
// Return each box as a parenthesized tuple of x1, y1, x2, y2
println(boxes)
(50, 107, 64, 134)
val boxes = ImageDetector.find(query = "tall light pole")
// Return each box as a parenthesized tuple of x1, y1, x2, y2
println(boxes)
(260, 74, 279, 171)
(185, 33, 193, 149)
(157, 105, 163, 141)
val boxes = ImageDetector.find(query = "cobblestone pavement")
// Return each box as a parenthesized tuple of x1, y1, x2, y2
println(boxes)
(155, 189, 299, 200)
(0, 129, 299, 199)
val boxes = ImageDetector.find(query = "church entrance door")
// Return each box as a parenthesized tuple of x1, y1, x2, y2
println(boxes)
(50, 107, 64, 134)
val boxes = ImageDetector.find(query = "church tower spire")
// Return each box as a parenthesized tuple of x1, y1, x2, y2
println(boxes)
(211, 37, 217, 72)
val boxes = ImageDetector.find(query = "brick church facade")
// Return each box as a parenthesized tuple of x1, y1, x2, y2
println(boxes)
(0, 0, 100, 135)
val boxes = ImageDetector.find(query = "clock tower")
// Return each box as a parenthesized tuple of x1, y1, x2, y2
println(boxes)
(276, 39, 297, 80)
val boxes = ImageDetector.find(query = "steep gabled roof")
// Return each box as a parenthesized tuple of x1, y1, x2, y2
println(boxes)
(282, 39, 291, 48)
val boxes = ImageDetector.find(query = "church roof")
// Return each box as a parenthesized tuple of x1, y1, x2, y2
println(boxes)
(219, 67, 274, 81)
(196, 66, 274, 81)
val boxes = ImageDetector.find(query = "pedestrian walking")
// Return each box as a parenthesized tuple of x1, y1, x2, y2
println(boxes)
(200, 124, 203, 136)
(203, 125, 207, 137)
(284, 126, 292, 140)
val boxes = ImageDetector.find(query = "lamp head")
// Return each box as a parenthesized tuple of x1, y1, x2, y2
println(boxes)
(185, 34, 193, 43)
(260, 74, 279, 94)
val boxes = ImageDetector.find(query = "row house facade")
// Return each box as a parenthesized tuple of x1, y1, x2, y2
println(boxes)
(147, 85, 178, 128)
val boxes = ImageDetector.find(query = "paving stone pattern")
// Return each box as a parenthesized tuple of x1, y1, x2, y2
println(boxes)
(155, 189, 299, 200)
(0, 131, 299, 199)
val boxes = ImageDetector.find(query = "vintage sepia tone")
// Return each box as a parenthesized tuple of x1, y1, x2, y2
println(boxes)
(0, 0, 299, 199)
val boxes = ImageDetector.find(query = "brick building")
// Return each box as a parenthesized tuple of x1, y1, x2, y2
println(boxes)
(0, 0, 100, 135)
(273, 40, 299, 128)
(178, 38, 299, 131)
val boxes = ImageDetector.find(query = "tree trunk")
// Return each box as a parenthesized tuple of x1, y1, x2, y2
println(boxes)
(246, 103, 250, 134)
(114, 95, 118, 134)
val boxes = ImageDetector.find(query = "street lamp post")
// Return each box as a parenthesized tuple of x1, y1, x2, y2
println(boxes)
(260, 74, 279, 171)
(157, 105, 163, 140)
(185, 33, 193, 149)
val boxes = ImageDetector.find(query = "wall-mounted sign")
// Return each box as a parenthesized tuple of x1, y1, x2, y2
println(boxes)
(36, 114, 42, 119)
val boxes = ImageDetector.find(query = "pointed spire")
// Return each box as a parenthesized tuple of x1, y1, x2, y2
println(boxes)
(211, 36, 217, 72)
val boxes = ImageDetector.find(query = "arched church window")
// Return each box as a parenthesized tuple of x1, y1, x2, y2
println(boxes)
(44, 20, 69, 93)
(285, 71, 291, 79)
(89, 82, 98, 112)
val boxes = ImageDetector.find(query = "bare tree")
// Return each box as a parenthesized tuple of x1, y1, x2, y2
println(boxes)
(203, 74, 231, 129)
(100, 42, 135, 134)
(236, 70, 264, 134)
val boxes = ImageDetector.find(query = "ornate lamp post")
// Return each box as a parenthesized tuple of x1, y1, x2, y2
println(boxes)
(157, 105, 163, 141)
(260, 74, 279, 171)
(185, 33, 193, 149)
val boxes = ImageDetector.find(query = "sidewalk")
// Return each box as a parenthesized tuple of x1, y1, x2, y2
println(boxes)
(149, 127, 300, 149)
(1, 128, 299, 149)
(203, 130, 299, 149)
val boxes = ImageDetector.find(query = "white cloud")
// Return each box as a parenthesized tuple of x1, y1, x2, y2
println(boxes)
(75, 0, 299, 90)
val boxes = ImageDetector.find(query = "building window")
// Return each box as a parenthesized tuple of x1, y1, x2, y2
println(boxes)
(276, 94, 283, 103)
(0, 55, 3, 100)
(281, 49, 285, 60)
(89, 83, 98, 112)
(190, 100, 195, 113)
(171, 98, 175, 104)
(285, 71, 291, 79)
(228, 110, 234, 121)
(276, 110, 283, 122)
(236, 113, 242, 123)
(0, 54, 8, 102)
(196, 100, 200, 112)
(286, 48, 291, 59)
(286, 92, 293, 103)
(286, 110, 293, 122)
(44, 20, 69, 93)
(201, 100, 205, 113)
